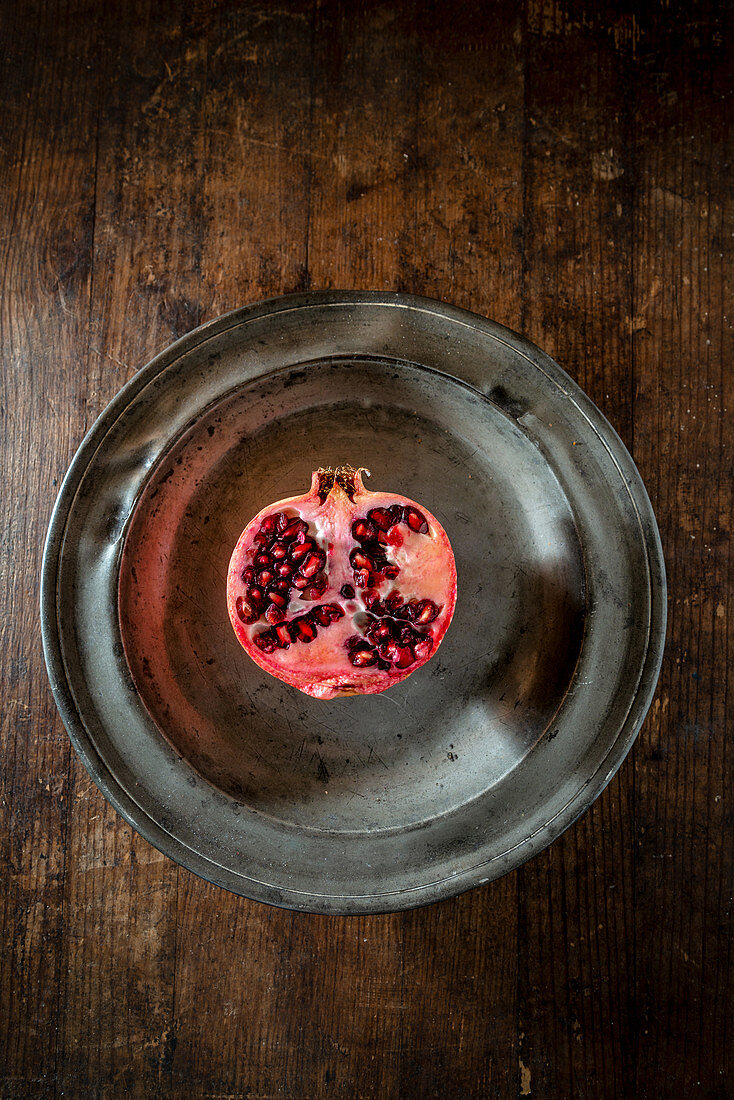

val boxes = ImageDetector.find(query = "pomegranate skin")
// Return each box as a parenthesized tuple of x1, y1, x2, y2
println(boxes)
(227, 466, 457, 699)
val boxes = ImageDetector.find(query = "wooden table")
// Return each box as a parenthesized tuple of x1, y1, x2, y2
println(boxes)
(2, 2, 731, 1096)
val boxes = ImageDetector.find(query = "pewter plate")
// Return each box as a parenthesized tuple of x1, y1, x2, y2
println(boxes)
(41, 292, 666, 913)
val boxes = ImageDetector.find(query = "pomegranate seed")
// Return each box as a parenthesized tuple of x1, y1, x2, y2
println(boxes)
(257, 569, 274, 586)
(383, 564, 400, 580)
(354, 569, 371, 588)
(393, 646, 414, 668)
(254, 629, 276, 652)
(268, 590, 287, 608)
(290, 539, 315, 561)
(235, 596, 257, 624)
(241, 566, 256, 584)
(295, 618, 317, 642)
(276, 562, 292, 577)
(292, 574, 309, 589)
(273, 578, 290, 592)
(368, 621, 391, 646)
(350, 647, 377, 667)
(412, 599, 439, 624)
(340, 583, 355, 599)
(404, 507, 429, 534)
(310, 606, 331, 626)
(255, 552, 271, 567)
(352, 518, 377, 541)
(275, 512, 289, 532)
(361, 536, 383, 552)
(378, 641, 400, 662)
(350, 549, 371, 570)
(281, 518, 308, 541)
(321, 603, 345, 621)
(300, 552, 325, 579)
(368, 507, 392, 531)
(362, 589, 380, 610)
(345, 635, 362, 652)
(260, 515, 277, 536)
(388, 504, 404, 526)
(249, 586, 264, 603)
(253, 532, 270, 548)
(265, 605, 286, 624)
(274, 623, 291, 648)
(385, 590, 403, 611)
(412, 637, 433, 661)
(270, 541, 289, 560)
(396, 622, 416, 646)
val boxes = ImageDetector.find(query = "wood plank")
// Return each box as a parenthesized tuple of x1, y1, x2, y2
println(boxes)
(396, 5, 524, 1096)
(169, 4, 316, 1096)
(411, 0, 525, 329)
(0, 1, 100, 1095)
(519, 3, 636, 1097)
(173, 889, 408, 1097)
(306, 1, 422, 293)
(200, 1, 313, 310)
(55, 3, 213, 1094)
(632, 4, 734, 1093)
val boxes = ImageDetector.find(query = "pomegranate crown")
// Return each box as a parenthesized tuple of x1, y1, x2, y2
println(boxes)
(313, 465, 370, 502)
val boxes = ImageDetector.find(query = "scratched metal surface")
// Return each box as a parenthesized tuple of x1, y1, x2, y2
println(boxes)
(42, 292, 665, 912)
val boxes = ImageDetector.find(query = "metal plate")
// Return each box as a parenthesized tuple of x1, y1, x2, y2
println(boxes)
(41, 292, 666, 913)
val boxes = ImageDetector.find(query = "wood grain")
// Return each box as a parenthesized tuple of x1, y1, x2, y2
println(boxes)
(632, 5, 733, 1094)
(55, 2, 212, 1092)
(1, 1, 732, 1097)
(0, 1, 99, 1096)
(519, 6, 637, 1097)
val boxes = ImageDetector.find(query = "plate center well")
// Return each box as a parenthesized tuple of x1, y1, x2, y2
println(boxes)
(118, 358, 585, 832)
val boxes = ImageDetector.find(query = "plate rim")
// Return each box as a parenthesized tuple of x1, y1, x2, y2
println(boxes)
(41, 290, 667, 913)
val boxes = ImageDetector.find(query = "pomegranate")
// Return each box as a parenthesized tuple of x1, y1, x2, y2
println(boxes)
(226, 466, 457, 699)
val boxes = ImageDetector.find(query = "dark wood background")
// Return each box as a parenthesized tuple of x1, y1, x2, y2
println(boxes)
(1, 1, 732, 1097)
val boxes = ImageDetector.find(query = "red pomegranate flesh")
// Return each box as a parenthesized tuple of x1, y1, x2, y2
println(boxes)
(226, 466, 457, 699)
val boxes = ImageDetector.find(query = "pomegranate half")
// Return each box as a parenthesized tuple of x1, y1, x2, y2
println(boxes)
(226, 466, 457, 699)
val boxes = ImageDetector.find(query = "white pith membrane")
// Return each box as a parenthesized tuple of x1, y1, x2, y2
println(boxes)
(226, 467, 457, 699)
